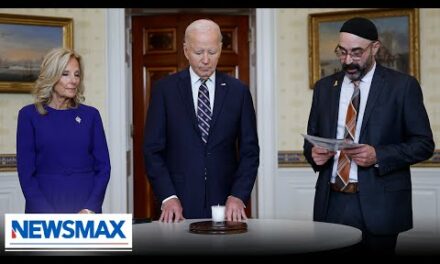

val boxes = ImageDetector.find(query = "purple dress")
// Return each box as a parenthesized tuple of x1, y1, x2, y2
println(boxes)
(16, 104, 111, 213)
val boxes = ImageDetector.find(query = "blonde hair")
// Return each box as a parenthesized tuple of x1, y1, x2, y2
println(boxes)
(33, 48, 85, 115)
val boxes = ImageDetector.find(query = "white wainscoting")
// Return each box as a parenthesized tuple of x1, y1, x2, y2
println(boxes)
(409, 169, 440, 236)
(275, 168, 316, 220)
(0, 171, 25, 214)
(276, 167, 440, 255)
(398, 168, 440, 255)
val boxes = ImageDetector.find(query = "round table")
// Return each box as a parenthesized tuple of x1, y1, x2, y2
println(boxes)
(133, 218, 362, 255)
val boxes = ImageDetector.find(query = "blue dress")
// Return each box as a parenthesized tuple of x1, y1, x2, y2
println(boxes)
(16, 104, 111, 213)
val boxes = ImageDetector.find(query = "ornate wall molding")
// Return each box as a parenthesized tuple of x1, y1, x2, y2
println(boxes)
(0, 154, 16, 172)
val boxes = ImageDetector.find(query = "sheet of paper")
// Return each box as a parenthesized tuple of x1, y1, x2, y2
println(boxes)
(301, 134, 362, 152)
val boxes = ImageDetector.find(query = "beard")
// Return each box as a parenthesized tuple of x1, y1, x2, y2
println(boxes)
(342, 54, 374, 81)
(342, 63, 362, 81)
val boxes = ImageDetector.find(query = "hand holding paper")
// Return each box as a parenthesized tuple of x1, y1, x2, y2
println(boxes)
(302, 134, 362, 152)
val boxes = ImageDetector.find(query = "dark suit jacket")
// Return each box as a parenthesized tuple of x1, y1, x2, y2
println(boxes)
(303, 64, 434, 235)
(143, 68, 259, 218)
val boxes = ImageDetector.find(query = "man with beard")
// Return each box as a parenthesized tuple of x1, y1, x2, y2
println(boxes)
(303, 17, 434, 255)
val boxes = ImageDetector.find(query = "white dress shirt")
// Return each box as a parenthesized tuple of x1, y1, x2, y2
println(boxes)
(189, 66, 215, 113)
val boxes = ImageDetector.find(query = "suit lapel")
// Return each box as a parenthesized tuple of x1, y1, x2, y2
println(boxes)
(329, 73, 344, 138)
(177, 69, 202, 138)
(209, 72, 229, 135)
(359, 64, 385, 142)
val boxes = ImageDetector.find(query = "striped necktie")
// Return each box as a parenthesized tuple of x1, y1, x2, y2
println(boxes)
(335, 80, 360, 190)
(197, 78, 212, 144)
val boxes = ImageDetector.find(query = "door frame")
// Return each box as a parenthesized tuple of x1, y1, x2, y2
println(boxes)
(105, 8, 277, 218)
(103, 9, 129, 213)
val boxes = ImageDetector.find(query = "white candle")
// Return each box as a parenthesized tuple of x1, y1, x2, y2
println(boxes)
(211, 205, 225, 222)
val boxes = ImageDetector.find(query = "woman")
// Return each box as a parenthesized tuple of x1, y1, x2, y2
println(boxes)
(16, 48, 111, 213)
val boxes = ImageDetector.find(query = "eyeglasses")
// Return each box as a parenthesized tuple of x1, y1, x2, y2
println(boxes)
(334, 42, 374, 60)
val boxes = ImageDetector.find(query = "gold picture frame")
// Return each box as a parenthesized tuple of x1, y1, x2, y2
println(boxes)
(0, 13, 73, 93)
(308, 8, 419, 89)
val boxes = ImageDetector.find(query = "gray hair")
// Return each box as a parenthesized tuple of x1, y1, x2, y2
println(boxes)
(184, 19, 223, 44)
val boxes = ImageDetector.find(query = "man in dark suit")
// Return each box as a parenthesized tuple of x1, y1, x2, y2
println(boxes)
(143, 19, 259, 223)
(303, 17, 434, 255)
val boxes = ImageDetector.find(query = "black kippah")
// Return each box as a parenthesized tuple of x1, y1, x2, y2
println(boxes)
(340, 17, 378, 41)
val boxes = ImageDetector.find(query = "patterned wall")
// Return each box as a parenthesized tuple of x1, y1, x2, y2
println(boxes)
(0, 8, 107, 155)
(419, 9, 440, 144)
(276, 8, 440, 165)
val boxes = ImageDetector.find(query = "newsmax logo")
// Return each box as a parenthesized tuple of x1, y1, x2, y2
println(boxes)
(5, 214, 132, 251)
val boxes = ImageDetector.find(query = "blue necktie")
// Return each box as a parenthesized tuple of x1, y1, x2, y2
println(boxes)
(197, 79, 212, 144)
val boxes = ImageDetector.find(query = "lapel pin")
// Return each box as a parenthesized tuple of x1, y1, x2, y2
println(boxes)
(220, 83, 226, 86)
(333, 80, 338, 87)
(75, 116, 81, 124)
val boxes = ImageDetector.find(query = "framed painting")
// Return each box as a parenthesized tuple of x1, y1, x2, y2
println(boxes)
(308, 8, 419, 88)
(0, 13, 73, 93)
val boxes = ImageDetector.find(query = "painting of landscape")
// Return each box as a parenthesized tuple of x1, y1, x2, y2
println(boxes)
(0, 23, 62, 82)
(0, 13, 72, 92)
